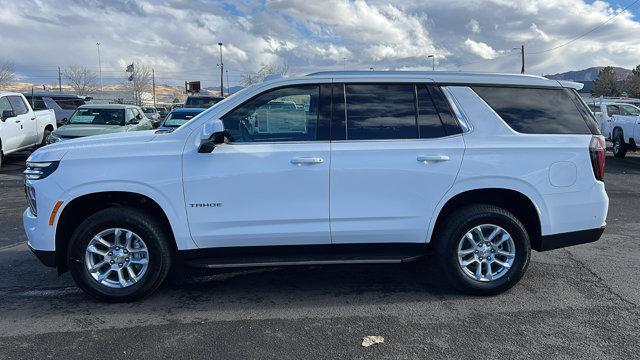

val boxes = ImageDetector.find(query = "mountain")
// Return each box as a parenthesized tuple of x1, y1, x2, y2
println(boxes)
(545, 67, 632, 81)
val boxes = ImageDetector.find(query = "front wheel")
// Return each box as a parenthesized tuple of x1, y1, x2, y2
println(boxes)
(39, 128, 52, 148)
(67, 207, 173, 302)
(435, 205, 531, 295)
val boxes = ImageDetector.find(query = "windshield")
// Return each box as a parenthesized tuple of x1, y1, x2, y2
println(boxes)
(141, 107, 156, 113)
(621, 105, 640, 116)
(185, 97, 222, 108)
(163, 111, 203, 127)
(69, 108, 125, 126)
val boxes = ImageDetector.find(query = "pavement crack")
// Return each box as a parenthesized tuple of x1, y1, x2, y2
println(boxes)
(562, 248, 638, 308)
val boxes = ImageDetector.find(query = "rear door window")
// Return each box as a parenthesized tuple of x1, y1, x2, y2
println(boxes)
(472, 86, 593, 134)
(345, 84, 417, 140)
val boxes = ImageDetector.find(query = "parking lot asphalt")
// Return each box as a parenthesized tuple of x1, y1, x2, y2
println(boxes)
(0, 150, 638, 359)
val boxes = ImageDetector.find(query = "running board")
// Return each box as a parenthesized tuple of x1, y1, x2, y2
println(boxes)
(178, 244, 427, 270)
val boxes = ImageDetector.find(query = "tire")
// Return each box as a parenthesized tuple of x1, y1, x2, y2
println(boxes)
(67, 207, 173, 302)
(613, 131, 627, 158)
(39, 128, 52, 148)
(434, 204, 531, 295)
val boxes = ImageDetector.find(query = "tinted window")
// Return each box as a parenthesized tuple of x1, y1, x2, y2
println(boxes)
(417, 86, 446, 138)
(473, 87, 593, 134)
(620, 105, 640, 116)
(53, 97, 82, 110)
(0, 97, 12, 114)
(606, 105, 620, 116)
(427, 85, 461, 135)
(345, 84, 417, 140)
(185, 97, 222, 108)
(8, 96, 28, 115)
(163, 111, 204, 127)
(70, 108, 125, 125)
(24, 96, 47, 110)
(331, 84, 346, 140)
(223, 85, 319, 143)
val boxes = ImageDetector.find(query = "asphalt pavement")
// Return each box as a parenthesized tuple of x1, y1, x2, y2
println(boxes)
(0, 150, 638, 359)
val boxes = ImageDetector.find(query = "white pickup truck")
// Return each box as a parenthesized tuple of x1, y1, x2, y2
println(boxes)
(0, 92, 56, 167)
(590, 101, 640, 158)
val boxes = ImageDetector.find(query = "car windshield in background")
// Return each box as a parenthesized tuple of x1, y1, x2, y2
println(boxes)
(163, 111, 203, 127)
(141, 107, 156, 113)
(185, 97, 222, 108)
(69, 108, 125, 126)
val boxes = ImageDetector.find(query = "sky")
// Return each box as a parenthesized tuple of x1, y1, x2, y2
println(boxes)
(1, 0, 640, 88)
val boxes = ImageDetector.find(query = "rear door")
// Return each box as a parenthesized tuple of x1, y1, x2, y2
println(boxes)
(329, 82, 465, 244)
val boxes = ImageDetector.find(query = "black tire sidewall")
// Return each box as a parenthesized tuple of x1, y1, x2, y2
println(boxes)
(613, 133, 626, 158)
(67, 208, 170, 302)
(40, 129, 51, 147)
(439, 206, 531, 295)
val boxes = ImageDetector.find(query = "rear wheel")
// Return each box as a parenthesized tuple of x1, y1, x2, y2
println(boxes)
(67, 207, 172, 302)
(435, 205, 531, 295)
(39, 128, 52, 148)
(613, 131, 627, 158)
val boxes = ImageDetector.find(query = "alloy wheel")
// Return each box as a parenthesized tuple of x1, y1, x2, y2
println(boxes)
(456, 224, 516, 282)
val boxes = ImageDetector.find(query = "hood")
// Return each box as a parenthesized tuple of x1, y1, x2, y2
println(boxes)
(28, 130, 157, 163)
(53, 124, 128, 138)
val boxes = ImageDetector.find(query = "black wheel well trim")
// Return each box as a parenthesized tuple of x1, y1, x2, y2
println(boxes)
(44, 124, 54, 131)
(430, 188, 543, 251)
(54, 191, 177, 274)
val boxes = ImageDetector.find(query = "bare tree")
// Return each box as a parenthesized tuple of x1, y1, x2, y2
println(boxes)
(126, 62, 153, 105)
(240, 62, 289, 87)
(0, 61, 16, 86)
(63, 65, 97, 95)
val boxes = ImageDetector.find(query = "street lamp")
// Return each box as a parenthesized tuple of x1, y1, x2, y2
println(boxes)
(428, 55, 435, 71)
(96, 42, 103, 92)
(217, 42, 224, 97)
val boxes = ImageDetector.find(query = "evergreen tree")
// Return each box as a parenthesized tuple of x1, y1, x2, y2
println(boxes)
(627, 65, 640, 99)
(592, 66, 620, 97)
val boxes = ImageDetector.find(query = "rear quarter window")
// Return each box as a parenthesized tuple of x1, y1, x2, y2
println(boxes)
(472, 86, 595, 134)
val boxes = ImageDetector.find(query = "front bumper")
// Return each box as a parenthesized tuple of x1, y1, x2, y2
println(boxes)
(28, 243, 56, 267)
(537, 226, 605, 252)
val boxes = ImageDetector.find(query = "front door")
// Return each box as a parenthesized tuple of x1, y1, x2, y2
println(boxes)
(329, 83, 465, 244)
(182, 84, 332, 248)
(0, 96, 22, 151)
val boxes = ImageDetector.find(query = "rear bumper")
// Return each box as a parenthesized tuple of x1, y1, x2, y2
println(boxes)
(536, 226, 605, 252)
(28, 243, 56, 267)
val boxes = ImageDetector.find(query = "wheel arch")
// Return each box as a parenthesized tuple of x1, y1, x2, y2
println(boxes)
(429, 187, 544, 251)
(54, 191, 179, 273)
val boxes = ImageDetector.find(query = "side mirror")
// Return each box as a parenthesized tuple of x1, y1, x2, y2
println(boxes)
(61, 118, 69, 125)
(136, 114, 143, 120)
(1, 109, 15, 121)
(198, 119, 233, 153)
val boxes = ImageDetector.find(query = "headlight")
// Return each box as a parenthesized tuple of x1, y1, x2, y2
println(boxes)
(24, 161, 59, 181)
(46, 133, 61, 144)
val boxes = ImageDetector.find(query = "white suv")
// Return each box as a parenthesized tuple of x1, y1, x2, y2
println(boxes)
(23, 71, 608, 302)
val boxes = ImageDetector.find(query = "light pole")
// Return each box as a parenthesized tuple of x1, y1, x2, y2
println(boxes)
(217, 42, 224, 97)
(96, 42, 103, 92)
(428, 55, 435, 71)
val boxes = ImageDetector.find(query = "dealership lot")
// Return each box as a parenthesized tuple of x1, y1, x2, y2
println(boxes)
(0, 151, 638, 359)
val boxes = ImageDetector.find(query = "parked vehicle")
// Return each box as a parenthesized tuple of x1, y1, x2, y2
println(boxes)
(23, 93, 88, 126)
(157, 106, 170, 119)
(46, 104, 153, 144)
(0, 92, 56, 168)
(171, 103, 184, 110)
(141, 106, 160, 122)
(24, 71, 608, 302)
(184, 95, 223, 108)
(158, 108, 206, 131)
(595, 103, 640, 158)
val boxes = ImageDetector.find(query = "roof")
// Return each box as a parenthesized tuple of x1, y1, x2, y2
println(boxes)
(77, 104, 138, 109)
(170, 108, 206, 112)
(21, 92, 85, 98)
(186, 95, 224, 99)
(0, 91, 20, 97)
(303, 71, 580, 89)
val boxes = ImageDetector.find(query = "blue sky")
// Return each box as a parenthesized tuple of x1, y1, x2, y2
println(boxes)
(1, 0, 640, 87)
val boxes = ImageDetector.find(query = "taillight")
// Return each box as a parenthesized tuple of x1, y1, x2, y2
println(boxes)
(589, 135, 605, 181)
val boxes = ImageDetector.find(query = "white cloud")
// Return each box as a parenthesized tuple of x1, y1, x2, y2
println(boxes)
(464, 39, 498, 59)
(0, 0, 639, 84)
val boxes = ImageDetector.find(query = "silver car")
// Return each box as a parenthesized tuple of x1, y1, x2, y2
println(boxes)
(47, 104, 153, 144)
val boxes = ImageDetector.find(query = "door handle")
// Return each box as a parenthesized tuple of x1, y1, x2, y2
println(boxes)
(417, 155, 450, 163)
(290, 157, 324, 165)
(31, 117, 35, 120)
(15, 120, 21, 123)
